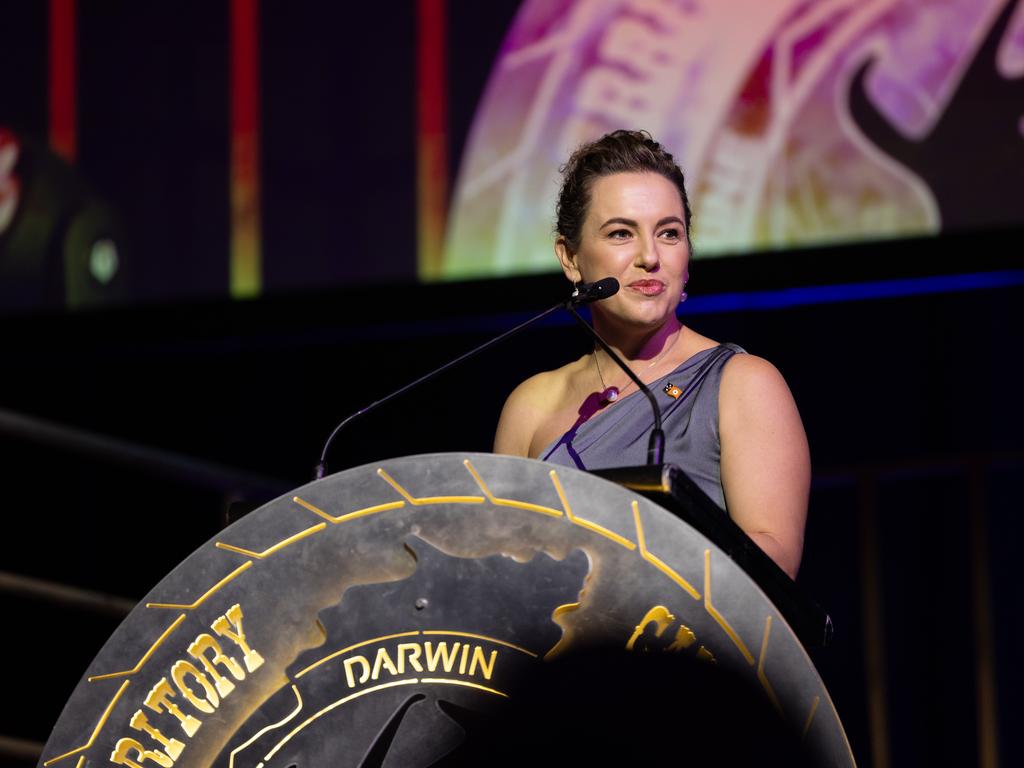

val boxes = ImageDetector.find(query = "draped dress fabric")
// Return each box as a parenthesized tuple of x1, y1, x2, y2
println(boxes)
(541, 344, 744, 511)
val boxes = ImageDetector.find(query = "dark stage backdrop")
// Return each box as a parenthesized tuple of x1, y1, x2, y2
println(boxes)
(0, 3, 1023, 768)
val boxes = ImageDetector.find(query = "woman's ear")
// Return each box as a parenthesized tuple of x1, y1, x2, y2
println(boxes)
(555, 236, 582, 283)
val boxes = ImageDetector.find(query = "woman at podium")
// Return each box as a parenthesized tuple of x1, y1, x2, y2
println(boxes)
(494, 130, 809, 578)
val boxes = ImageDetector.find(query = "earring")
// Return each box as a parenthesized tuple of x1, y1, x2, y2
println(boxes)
(680, 282, 688, 303)
(571, 280, 581, 299)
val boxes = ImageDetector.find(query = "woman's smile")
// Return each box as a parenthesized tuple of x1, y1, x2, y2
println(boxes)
(626, 279, 666, 296)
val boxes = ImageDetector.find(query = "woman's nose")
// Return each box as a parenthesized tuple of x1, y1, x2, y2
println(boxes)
(635, 237, 660, 269)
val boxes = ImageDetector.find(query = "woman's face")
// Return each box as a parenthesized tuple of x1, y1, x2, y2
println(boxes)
(556, 171, 690, 331)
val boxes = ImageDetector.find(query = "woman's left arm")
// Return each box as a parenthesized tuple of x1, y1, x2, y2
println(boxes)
(719, 355, 810, 579)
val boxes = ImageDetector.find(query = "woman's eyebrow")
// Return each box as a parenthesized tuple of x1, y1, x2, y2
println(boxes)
(599, 216, 685, 229)
(599, 217, 638, 228)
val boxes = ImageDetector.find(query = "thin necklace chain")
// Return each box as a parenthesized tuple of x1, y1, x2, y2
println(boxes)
(593, 326, 682, 399)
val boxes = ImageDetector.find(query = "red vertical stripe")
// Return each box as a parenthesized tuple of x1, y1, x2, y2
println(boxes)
(231, 0, 259, 139)
(418, 0, 447, 140)
(417, 0, 448, 279)
(49, 0, 77, 162)
(230, 0, 262, 297)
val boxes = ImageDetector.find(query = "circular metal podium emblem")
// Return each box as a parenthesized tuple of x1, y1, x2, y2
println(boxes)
(40, 453, 854, 767)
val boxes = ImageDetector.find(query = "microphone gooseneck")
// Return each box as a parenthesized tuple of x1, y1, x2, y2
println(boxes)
(313, 278, 621, 479)
(565, 290, 666, 465)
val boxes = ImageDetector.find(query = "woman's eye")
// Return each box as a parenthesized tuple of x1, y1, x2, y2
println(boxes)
(608, 229, 631, 240)
(659, 228, 681, 240)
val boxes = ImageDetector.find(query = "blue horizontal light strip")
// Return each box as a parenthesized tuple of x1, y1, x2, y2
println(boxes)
(344, 269, 1024, 342)
(681, 269, 1024, 315)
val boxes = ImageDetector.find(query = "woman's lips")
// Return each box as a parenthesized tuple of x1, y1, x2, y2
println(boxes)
(627, 279, 666, 296)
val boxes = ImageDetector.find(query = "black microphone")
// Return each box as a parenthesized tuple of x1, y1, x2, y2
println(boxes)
(313, 279, 619, 479)
(565, 286, 666, 465)
(568, 276, 619, 306)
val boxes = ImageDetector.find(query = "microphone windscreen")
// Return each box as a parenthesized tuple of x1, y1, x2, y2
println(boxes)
(578, 277, 619, 304)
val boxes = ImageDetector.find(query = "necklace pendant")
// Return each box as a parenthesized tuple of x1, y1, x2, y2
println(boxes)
(601, 386, 620, 404)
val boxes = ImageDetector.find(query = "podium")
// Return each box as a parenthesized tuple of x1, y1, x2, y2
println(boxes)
(40, 454, 855, 767)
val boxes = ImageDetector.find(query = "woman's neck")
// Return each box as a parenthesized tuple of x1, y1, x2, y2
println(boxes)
(591, 315, 684, 365)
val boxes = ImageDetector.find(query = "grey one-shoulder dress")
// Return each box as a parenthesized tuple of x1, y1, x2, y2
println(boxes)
(541, 343, 744, 511)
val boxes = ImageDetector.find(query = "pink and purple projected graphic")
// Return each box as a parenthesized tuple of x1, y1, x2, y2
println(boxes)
(438, 0, 1024, 280)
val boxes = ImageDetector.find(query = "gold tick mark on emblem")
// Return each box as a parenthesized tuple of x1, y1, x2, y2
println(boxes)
(41, 680, 130, 765)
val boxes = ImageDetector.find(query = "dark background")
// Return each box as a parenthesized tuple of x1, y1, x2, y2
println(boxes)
(1, 2, 1022, 766)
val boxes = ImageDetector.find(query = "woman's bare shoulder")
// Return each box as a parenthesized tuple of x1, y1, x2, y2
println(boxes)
(507, 367, 566, 402)
(493, 357, 587, 456)
(720, 353, 790, 397)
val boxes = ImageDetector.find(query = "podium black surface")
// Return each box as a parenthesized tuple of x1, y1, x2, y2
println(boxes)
(39, 453, 854, 767)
